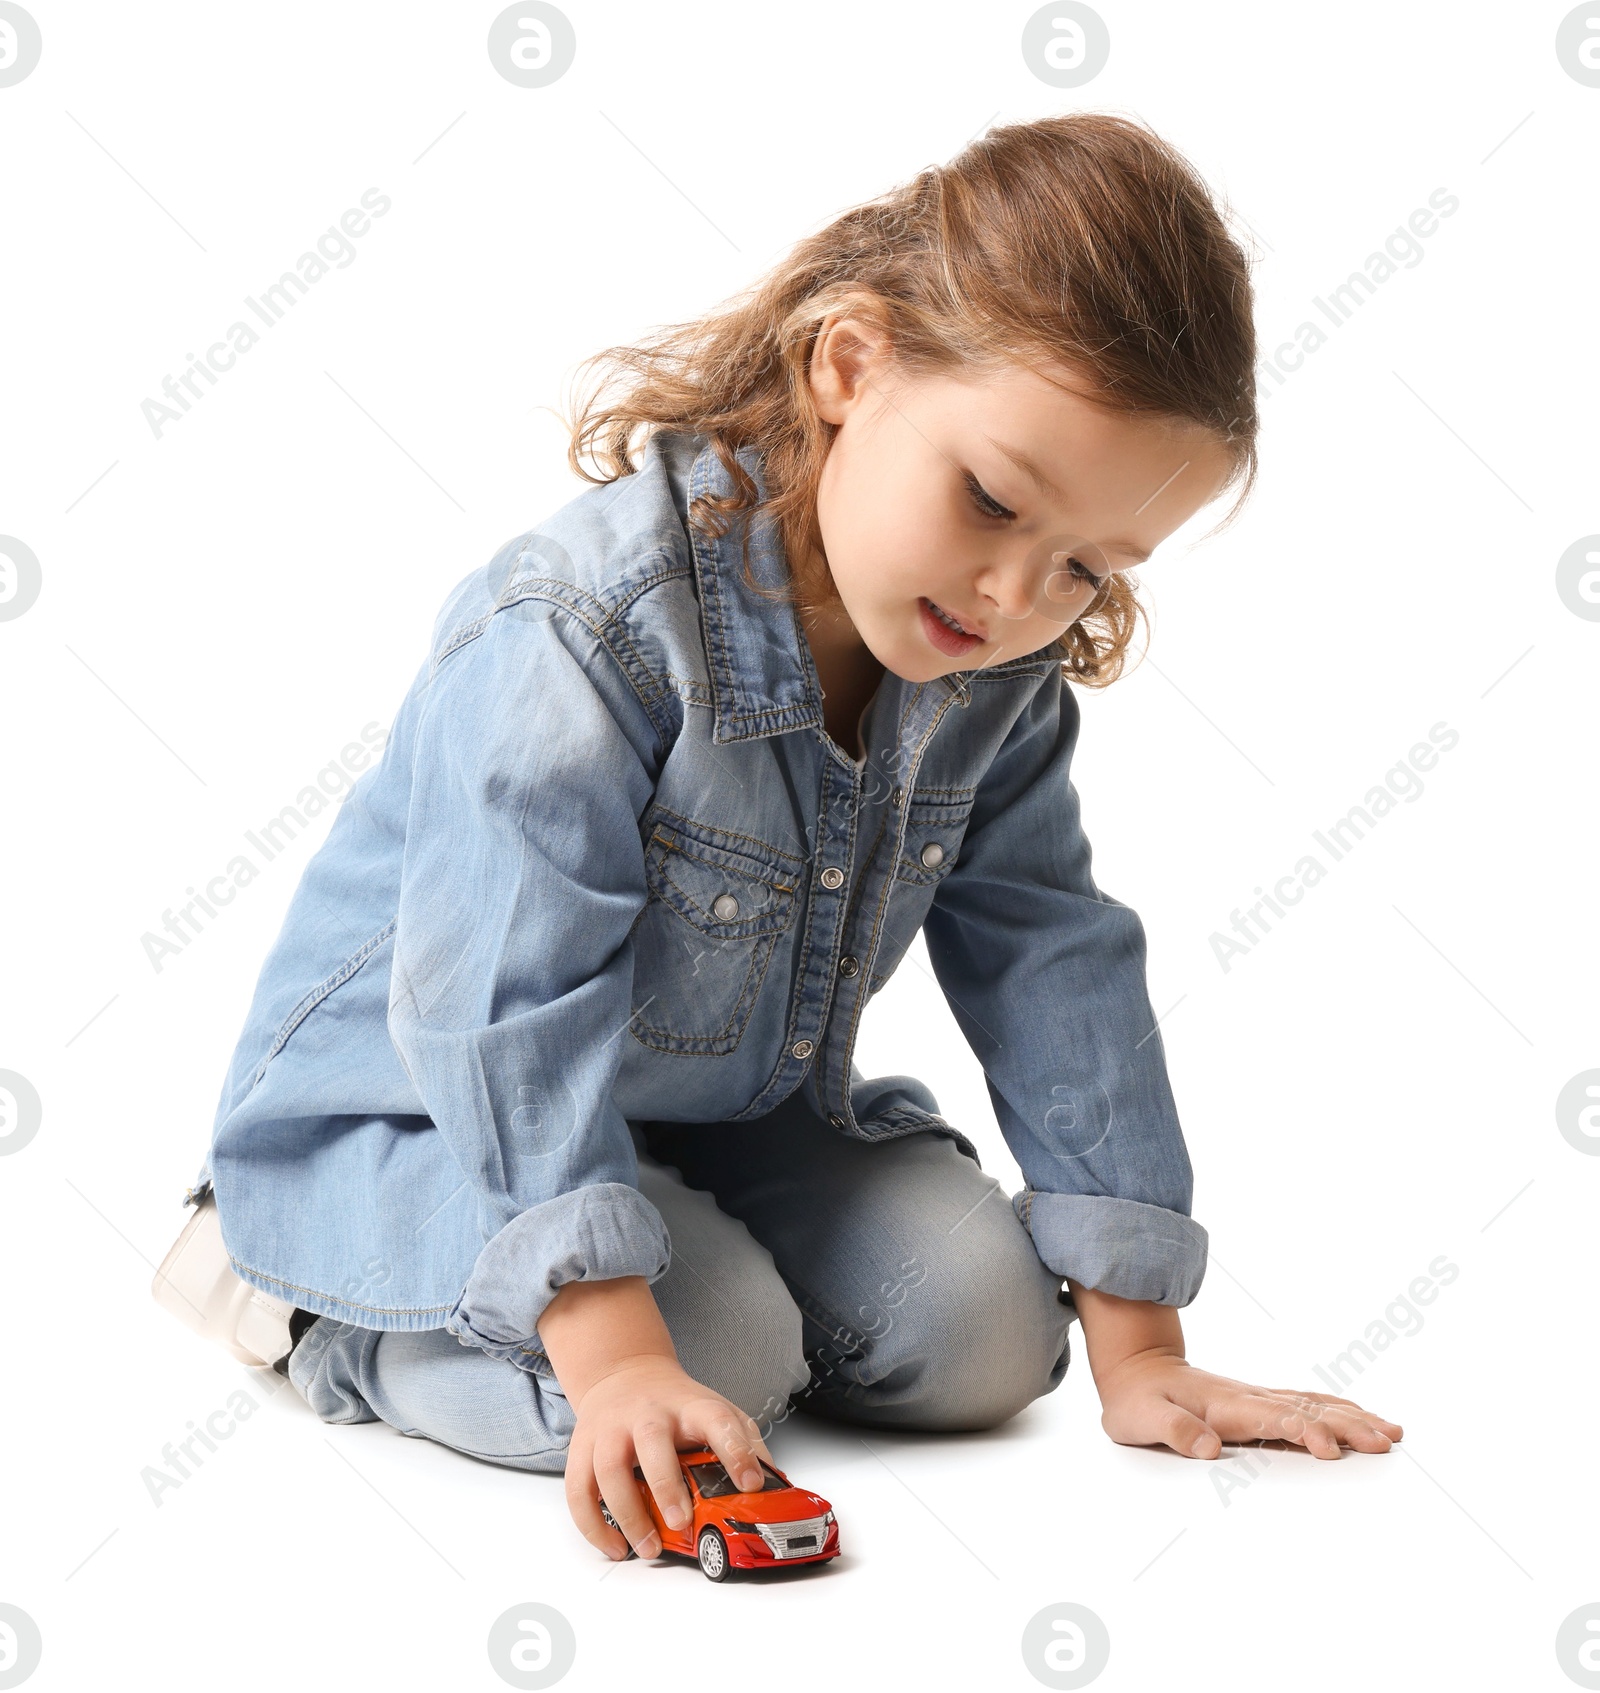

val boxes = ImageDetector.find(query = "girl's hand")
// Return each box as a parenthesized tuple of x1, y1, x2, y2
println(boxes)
(1095, 1350, 1403, 1461)
(564, 1354, 778, 1560)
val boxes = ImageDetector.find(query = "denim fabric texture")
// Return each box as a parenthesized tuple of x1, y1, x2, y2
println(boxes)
(192, 427, 1207, 1379)
(288, 1111, 1077, 1454)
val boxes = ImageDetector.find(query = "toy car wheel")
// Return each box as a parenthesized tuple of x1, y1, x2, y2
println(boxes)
(696, 1527, 730, 1582)
(598, 1502, 637, 1559)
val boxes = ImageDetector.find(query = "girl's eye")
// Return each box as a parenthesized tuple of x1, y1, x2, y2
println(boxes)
(963, 473, 1015, 522)
(963, 472, 1107, 592)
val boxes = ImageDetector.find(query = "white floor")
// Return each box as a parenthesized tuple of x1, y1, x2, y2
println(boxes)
(6, 1187, 1578, 1693)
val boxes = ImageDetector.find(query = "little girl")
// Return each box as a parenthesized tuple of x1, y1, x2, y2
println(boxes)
(158, 111, 1400, 1565)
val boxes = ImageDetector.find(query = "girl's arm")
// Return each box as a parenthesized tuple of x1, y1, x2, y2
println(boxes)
(1067, 1281, 1403, 1460)
(923, 665, 1403, 1457)
(389, 580, 773, 1559)
(537, 1276, 777, 1561)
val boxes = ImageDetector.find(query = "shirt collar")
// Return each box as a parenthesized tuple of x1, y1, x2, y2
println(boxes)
(683, 435, 829, 746)
(678, 433, 1060, 745)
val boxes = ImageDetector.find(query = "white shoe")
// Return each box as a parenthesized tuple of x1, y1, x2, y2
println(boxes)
(151, 1189, 296, 1369)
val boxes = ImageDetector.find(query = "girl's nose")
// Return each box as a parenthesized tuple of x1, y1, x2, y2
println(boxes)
(986, 581, 1043, 628)
(998, 535, 1114, 627)
(980, 552, 1076, 629)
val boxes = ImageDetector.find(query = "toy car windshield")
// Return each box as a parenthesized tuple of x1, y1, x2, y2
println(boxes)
(688, 1458, 791, 1498)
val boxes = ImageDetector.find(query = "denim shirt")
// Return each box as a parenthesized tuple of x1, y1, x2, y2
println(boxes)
(192, 429, 1207, 1373)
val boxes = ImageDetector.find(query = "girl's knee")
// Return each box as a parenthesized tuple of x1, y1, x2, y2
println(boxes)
(888, 1282, 1074, 1430)
(292, 1319, 577, 1469)
(287, 1316, 385, 1425)
(640, 1169, 811, 1425)
(669, 1265, 811, 1429)
(805, 1217, 1075, 1432)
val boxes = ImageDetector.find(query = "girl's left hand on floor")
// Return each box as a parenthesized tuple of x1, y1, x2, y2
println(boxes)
(1095, 1353, 1403, 1460)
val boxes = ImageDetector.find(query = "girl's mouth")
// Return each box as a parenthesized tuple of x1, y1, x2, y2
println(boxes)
(918, 596, 985, 657)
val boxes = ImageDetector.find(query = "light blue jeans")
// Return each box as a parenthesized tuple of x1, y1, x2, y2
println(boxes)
(285, 1092, 1077, 1471)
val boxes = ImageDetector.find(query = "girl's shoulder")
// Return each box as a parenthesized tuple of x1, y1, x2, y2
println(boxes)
(420, 431, 715, 731)
(440, 430, 705, 635)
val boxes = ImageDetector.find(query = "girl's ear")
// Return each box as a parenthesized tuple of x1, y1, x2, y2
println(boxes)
(808, 310, 893, 425)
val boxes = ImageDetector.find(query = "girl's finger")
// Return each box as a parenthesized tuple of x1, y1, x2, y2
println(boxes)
(1275, 1401, 1343, 1459)
(1158, 1403, 1223, 1460)
(633, 1422, 695, 1533)
(1287, 1396, 1396, 1456)
(1207, 1392, 1398, 1458)
(1263, 1388, 1403, 1439)
(722, 1401, 778, 1466)
(1337, 1420, 1395, 1453)
(592, 1442, 660, 1559)
(1332, 1405, 1404, 1439)
(564, 1441, 627, 1558)
(684, 1403, 769, 1492)
(1314, 1408, 1396, 1453)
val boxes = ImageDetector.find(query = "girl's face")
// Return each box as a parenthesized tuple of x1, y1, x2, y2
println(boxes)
(804, 315, 1239, 683)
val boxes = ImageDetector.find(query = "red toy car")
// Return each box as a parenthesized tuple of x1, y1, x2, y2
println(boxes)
(598, 1448, 840, 1581)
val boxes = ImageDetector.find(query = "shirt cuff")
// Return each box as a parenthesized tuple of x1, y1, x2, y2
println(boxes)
(446, 1181, 672, 1371)
(1014, 1190, 1209, 1307)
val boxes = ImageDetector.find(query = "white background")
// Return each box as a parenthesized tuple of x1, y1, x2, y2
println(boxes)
(2, 2, 1596, 1689)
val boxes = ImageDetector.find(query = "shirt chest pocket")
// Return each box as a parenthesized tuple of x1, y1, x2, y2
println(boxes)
(628, 808, 803, 1057)
(894, 790, 976, 886)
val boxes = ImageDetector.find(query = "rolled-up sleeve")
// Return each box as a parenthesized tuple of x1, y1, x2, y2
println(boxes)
(386, 599, 670, 1363)
(923, 669, 1208, 1307)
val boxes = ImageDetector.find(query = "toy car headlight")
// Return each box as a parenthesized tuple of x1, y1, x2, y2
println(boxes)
(722, 1518, 759, 1534)
(823, 1510, 835, 1526)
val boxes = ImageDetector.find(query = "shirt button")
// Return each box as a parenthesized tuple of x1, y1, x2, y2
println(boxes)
(827, 1112, 845, 1129)
(819, 867, 845, 889)
(838, 954, 860, 977)
(919, 841, 945, 868)
(712, 893, 740, 919)
(791, 1039, 815, 1060)
(890, 786, 903, 808)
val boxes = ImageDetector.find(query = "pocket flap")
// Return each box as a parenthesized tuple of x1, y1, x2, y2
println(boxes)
(895, 791, 975, 885)
(643, 812, 800, 938)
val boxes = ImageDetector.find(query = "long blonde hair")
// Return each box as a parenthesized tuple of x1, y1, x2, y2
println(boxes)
(564, 112, 1258, 687)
